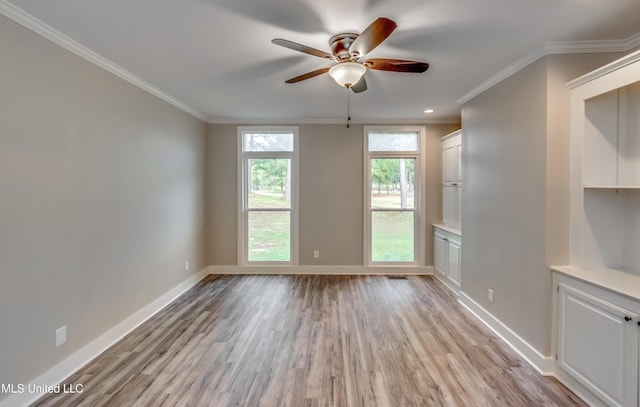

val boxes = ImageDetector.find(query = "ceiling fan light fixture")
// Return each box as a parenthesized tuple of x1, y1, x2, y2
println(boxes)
(274, 17, 428, 92)
(328, 62, 367, 88)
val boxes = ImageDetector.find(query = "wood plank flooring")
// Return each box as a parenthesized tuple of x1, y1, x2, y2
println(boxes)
(33, 275, 585, 407)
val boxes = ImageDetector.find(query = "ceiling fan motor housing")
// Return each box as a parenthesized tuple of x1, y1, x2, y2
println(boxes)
(329, 33, 359, 60)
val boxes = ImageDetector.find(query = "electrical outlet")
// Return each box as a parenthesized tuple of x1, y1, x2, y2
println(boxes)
(55, 326, 67, 347)
(185, 261, 189, 272)
(313, 250, 320, 259)
(488, 289, 495, 303)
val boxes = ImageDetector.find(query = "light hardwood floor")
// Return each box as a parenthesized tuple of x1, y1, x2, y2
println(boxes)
(34, 275, 585, 407)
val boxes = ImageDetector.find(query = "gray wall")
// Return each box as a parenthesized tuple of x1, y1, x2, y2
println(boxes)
(0, 14, 208, 393)
(298, 124, 365, 265)
(207, 123, 459, 266)
(461, 52, 623, 355)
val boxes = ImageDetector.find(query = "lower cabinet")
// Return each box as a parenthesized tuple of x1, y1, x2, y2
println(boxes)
(434, 226, 461, 293)
(554, 273, 640, 407)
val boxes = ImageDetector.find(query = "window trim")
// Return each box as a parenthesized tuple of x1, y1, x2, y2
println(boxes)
(237, 126, 299, 266)
(363, 125, 426, 266)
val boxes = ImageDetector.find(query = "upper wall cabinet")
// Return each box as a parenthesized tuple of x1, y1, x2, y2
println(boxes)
(442, 130, 462, 231)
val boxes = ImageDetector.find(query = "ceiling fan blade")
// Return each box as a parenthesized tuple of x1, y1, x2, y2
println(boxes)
(285, 67, 331, 83)
(349, 17, 397, 57)
(351, 76, 367, 93)
(364, 58, 429, 73)
(272, 39, 333, 59)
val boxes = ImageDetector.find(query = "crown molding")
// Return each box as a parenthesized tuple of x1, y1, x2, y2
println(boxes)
(545, 34, 640, 54)
(207, 117, 461, 125)
(457, 47, 547, 104)
(0, 0, 206, 121)
(457, 32, 640, 105)
(624, 32, 640, 51)
(568, 48, 640, 89)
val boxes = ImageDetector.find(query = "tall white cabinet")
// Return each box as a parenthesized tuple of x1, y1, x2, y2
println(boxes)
(434, 129, 462, 294)
(441, 130, 462, 230)
(551, 50, 640, 407)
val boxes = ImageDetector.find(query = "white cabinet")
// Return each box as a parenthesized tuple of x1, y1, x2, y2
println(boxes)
(552, 50, 640, 407)
(442, 185, 457, 228)
(434, 231, 446, 277)
(433, 226, 461, 293)
(443, 140, 458, 184)
(441, 130, 462, 230)
(437, 130, 462, 294)
(554, 273, 640, 407)
(447, 239, 461, 284)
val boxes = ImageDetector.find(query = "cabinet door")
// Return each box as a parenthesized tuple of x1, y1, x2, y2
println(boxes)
(456, 141, 462, 183)
(443, 144, 457, 184)
(443, 185, 457, 228)
(455, 185, 462, 230)
(434, 233, 447, 278)
(557, 283, 638, 407)
(447, 240, 461, 287)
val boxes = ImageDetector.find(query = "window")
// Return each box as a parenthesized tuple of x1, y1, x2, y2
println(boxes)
(364, 126, 426, 265)
(238, 127, 298, 264)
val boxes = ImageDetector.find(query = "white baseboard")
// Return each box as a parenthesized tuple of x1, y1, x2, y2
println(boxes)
(432, 271, 460, 296)
(209, 265, 434, 275)
(458, 291, 555, 375)
(0, 267, 210, 407)
(552, 368, 608, 407)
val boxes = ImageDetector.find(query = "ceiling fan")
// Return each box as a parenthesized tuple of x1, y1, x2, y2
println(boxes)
(272, 17, 429, 93)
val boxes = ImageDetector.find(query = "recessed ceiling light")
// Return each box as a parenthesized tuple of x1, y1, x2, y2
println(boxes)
(424, 108, 434, 113)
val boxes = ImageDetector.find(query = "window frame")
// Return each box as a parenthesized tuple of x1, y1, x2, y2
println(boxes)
(237, 126, 299, 266)
(363, 126, 426, 266)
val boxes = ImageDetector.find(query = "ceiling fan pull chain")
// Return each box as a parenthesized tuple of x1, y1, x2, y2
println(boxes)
(347, 88, 351, 128)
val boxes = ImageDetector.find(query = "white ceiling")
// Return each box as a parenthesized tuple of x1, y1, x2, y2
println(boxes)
(4, 0, 640, 123)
